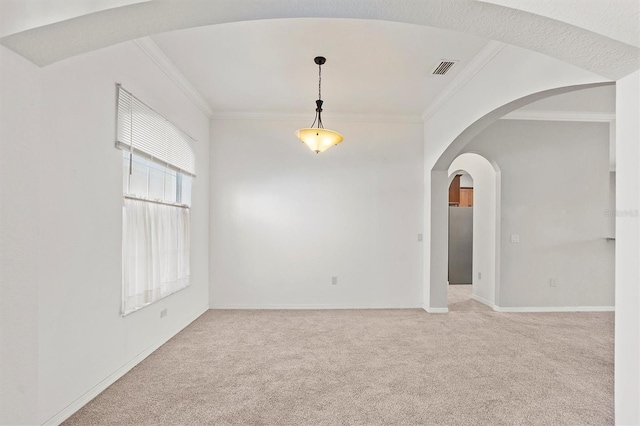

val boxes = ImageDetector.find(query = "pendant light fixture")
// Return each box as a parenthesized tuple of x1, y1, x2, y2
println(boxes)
(296, 56, 344, 154)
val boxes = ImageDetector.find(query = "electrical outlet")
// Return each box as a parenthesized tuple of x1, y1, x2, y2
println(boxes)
(549, 279, 556, 287)
(417, 234, 423, 242)
(478, 272, 482, 280)
(331, 276, 338, 285)
(160, 308, 168, 318)
(511, 234, 520, 243)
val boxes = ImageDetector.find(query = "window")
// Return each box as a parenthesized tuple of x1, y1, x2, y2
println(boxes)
(121, 152, 192, 206)
(116, 85, 196, 315)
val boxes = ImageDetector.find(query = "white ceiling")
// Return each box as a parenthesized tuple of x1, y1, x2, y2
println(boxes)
(1, 1, 637, 79)
(151, 19, 489, 116)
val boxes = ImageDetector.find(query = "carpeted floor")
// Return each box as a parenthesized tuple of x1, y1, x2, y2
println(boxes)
(65, 288, 614, 425)
(447, 284, 491, 312)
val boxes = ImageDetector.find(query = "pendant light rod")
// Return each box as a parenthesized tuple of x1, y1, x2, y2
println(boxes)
(310, 56, 326, 129)
(312, 99, 324, 129)
(315, 56, 325, 99)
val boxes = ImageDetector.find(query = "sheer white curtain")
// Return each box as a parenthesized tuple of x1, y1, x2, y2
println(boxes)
(122, 198, 190, 315)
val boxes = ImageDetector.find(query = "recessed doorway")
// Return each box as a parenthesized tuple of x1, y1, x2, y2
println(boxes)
(448, 173, 474, 285)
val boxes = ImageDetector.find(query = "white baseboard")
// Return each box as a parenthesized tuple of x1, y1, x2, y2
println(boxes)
(422, 304, 449, 313)
(494, 305, 614, 313)
(210, 304, 421, 310)
(43, 303, 210, 426)
(471, 294, 498, 310)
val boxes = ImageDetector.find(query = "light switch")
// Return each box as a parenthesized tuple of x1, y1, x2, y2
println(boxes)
(511, 234, 520, 243)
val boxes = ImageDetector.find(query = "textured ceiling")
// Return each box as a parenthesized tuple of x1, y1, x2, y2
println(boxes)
(1, 0, 638, 80)
(481, 0, 640, 48)
(151, 19, 488, 116)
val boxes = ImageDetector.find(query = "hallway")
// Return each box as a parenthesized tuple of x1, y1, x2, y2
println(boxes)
(448, 284, 492, 312)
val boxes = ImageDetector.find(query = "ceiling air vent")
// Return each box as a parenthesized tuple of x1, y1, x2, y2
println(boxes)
(431, 60, 458, 75)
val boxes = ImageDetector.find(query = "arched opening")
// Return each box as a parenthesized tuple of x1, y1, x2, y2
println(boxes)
(1, 1, 634, 81)
(3, 1, 637, 422)
(447, 171, 475, 310)
(426, 83, 616, 313)
(447, 154, 501, 312)
(448, 171, 474, 285)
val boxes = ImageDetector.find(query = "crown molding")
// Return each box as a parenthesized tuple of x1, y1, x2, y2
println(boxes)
(501, 110, 615, 122)
(133, 37, 422, 125)
(134, 37, 214, 119)
(210, 111, 423, 124)
(421, 40, 507, 123)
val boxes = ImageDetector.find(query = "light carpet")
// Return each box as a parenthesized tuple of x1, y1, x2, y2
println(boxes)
(447, 284, 492, 312)
(65, 290, 613, 425)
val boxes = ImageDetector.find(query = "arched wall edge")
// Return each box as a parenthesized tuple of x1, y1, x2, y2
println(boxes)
(1, 1, 637, 80)
(448, 152, 501, 309)
(425, 82, 615, 311)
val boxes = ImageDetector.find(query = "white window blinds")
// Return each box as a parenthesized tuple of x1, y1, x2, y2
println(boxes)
(116, 84, 196, 177)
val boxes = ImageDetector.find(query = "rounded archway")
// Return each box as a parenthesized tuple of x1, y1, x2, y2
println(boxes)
(448, 153, 501, 310)
(1, 1, 636, 79)
(1, 2, 638, 424)
(424, 82, 615, 313)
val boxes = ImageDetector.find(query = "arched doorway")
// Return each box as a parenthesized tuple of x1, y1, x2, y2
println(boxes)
(447, 153, 501, 311)
(424, 82, 614, 313)
(448, 171, 474, 286)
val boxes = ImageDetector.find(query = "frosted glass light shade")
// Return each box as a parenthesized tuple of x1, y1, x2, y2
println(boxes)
(296, 128, 344, 154)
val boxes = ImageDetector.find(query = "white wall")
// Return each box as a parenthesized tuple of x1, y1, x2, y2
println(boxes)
(459, 173, 474, 188)
(615, 70, 640, 425)
(0, 45, 41, 426)
(463, 119, 613, 308)
(423, 43, 609, 311)
(449, 153, 499, 306)
(0, 40, 210, 424)
(210, 119, 424, 308)
(519, 85, 616, 113)
(609, 172, 616, 238)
